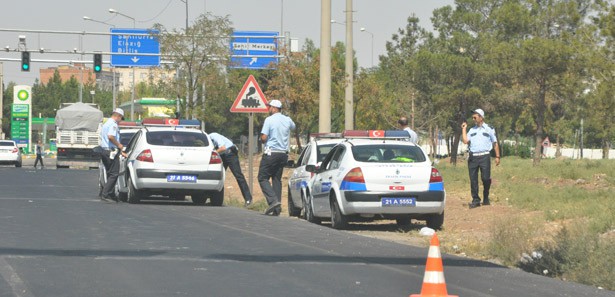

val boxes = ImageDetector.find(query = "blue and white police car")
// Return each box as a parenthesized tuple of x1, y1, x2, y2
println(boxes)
(287, 133, 344, 218)
(116, 119, 225, 205)
(305, 130, 446, 230)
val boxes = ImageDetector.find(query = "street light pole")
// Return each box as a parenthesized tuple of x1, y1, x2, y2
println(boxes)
(83, 16, 116, 110)
(319, 0, 331, 133)
(109, 8, 136, 120)
(360, 27, 374, 67)
(344, 0, 353, 130)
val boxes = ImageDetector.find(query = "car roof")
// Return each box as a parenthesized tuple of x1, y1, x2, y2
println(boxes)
(119, 128, 141, 134)
(0, 140, 15, 144)
(312, 139, 345, 145)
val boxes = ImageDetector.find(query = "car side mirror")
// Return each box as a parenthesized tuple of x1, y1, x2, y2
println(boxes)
(305, 164, 316, 173)
(286, 160, 296, 168)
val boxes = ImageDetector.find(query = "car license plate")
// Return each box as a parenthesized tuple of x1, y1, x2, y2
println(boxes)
(381, 197, 416, 207)
(167, 174, 197, 183)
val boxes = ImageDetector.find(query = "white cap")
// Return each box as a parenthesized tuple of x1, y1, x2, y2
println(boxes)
(113, 108, 125, 118)
(267, 99, 282, 109)
(473, 108, 485, 119)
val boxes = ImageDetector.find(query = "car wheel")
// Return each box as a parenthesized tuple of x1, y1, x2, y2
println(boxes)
(287, 187, 301, 217)
(304, 191, 321, 224)
(330, 195, 348, 230)
(15, 162, 22, 168)
(396, 216, 412, 227)
(127, 176, 141, 204)
(426, 212, 444, 230)
(191, 192, 207, 205)
(209, 188, 224, 206)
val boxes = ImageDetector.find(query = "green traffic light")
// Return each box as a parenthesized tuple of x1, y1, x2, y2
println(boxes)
(94, 66, 101, 72)
(22, 64, 29, 70)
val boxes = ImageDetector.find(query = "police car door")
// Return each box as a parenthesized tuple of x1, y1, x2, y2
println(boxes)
(289, 145, 310, 206)
(118, 130, 141, 192)
(312, 145, 345, 217)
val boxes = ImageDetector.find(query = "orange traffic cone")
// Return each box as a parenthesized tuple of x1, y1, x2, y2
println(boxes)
(410, 233, 458, 297)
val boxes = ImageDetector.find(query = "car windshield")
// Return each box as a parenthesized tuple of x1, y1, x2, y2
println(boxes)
(351, 144, 426, 163)
(0, 142, 14, 147)
(317, 144, 336, 163)
(146, 131, 209, 147)
(120, 132, 136, 147)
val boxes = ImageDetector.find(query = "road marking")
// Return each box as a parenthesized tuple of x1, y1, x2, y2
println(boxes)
(0, 257, 36, 297)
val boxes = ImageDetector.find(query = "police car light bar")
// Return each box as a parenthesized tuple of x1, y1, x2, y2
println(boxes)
(142, 118, 201, 128)
(309, 132, 343, 140)
(342, 130, 411, 139)
(119, 121, 141, 128)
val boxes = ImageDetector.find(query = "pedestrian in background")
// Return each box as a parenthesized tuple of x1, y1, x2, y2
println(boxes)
(209, 132, 253, 207)
(461, 108, 500, 209)
(34, 141, 44, 169)
(258, 99, 296, 216)
(99, 108, 127, 202)
(398, 116, 419, 143)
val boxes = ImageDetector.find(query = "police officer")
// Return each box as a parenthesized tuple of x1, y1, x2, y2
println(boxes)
(34, 141, 44, 169)
(461, 108, 500, 209)
(100, 108, 127, 202)
(398, 116, 419, 143)
(209, 132, 253, 207)
(258, 99, 295, 216)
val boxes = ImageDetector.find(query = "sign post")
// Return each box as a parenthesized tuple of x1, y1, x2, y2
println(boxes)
(230, 75, 269, 193)
(12, 85, 32, 152)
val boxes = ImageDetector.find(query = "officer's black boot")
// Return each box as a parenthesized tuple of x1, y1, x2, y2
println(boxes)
(482, 179, 491, 205)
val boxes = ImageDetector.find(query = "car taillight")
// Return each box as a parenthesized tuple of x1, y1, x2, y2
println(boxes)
(430, 167, 443, 183)
(11, 148, 18, 153)
(136, 149, 154, 162)
(209, 151, 222, 164)
(343, 167, 365, 183)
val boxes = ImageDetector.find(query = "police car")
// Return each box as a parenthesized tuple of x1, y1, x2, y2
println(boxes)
(287, 133, 343, 218)
(116, 119, 225, 205)
(305, 130, 446, 229)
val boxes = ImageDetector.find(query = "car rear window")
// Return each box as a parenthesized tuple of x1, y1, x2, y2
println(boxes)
(351, 144, 426, 163)
(0, 142, 14, 147)
(120, 132, 136, 146)
(146, 131, 209, 147)
(317, 144, 336, 163)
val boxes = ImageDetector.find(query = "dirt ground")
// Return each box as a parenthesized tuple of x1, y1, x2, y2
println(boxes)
(223, 155, 519, 260)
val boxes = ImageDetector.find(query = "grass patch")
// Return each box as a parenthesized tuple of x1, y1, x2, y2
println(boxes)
(437, 157, 615, 290)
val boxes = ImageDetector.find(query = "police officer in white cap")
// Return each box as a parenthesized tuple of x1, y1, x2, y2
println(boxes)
(259, 99, 295, 215)
(461, 108, 500, 209)
(100, 108, 128, 202)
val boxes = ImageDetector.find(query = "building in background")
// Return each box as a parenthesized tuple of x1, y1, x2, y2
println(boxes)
(113, 68, 176, 92)
(39, 64, 95, 86)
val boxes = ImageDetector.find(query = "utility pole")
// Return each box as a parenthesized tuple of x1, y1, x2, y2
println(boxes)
(319, 0, 331, 133)
(0, 62, 3, 139)
(344, 0, 353, 130)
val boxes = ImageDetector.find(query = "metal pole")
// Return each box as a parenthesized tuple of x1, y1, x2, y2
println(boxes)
(344, 0, 353, 130)
(185, 0, 189, 32)
(248, 113, 254, 193)
(79, 34, 83, 103)
(580, 118, 584, 159)
(130, 19, 135, 120)
(281, 0, 284, 42)
(319, 0, 331, 133)
(112, 68, 116, 110)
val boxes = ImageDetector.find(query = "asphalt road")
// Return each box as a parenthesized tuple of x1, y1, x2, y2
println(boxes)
(0, 166, 611, 297)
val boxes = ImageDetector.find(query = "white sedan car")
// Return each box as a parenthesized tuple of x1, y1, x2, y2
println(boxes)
(305, 130, 446, 230)
(0, 140, 22, 167)
(116, 122, 225, 205)
(287, 134, 342, 217)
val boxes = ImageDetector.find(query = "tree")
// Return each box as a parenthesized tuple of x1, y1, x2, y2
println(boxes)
(154, 13, 233, 120)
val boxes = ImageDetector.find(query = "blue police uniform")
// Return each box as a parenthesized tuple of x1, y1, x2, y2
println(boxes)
(466, 123, 497, 206)
(99, 118, 121, 200)
(100, 119, 120, 150)
(258, 112, 296, 214)
(209, 133, 253, 203)
(403, 127, 419, 144)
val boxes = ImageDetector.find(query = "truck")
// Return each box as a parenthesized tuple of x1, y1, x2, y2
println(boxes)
(54, 103, 103, 169)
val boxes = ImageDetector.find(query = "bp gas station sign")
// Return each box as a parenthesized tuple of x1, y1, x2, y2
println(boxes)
(11, 85, 32, 151)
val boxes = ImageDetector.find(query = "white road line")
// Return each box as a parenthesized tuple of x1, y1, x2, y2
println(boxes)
(0, 256, 36, 297)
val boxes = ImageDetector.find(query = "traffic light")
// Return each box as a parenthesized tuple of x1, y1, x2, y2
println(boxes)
(93, 54, 102, 73)
(21, 51, 30, 72)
